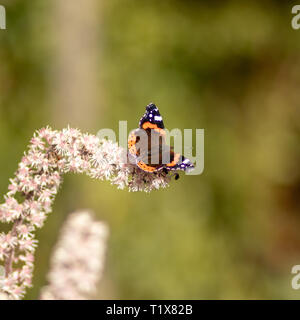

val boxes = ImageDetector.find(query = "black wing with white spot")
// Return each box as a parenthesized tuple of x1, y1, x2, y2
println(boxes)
(171, 155, 195, 173)
(139, 103, 165, 129)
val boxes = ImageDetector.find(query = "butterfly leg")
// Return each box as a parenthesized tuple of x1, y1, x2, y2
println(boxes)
(162, 167, 180, 180)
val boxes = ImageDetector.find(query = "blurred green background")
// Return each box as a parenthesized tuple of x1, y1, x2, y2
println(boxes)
(1, 0, 300, 299)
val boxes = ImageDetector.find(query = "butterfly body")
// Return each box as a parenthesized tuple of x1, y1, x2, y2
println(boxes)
(128, 103, 194, 174)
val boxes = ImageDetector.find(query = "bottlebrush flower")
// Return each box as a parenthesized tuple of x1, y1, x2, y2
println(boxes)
(40, 210, 109, 300)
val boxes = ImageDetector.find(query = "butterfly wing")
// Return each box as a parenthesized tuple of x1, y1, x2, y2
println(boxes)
(165, 152, 195, 173)
(139, 103, 165, 133)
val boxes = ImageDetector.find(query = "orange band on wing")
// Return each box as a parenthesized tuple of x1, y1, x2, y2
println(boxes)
(142, 122, 165, 135)
(166, 153, 181, 167)
(128, 133, 137, 155)
(129, 145, 137, 155)
(137, 161, 157, 172)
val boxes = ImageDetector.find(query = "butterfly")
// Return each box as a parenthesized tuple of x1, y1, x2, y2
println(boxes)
(128, 103, 194, 179)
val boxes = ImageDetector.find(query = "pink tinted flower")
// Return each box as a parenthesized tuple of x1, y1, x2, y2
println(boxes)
(19, 253, 34, 266)
(1, 233, 18, 249)
(30, 137, 45, 150)
(19, 238, 38, 253)
(7, 179, 18, 196)
(40, 211, 109, 300)
(17, 225, 34, 240)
